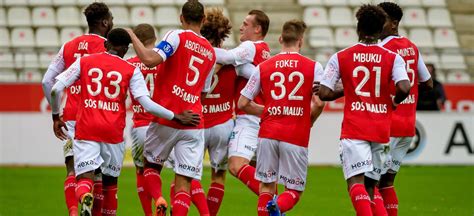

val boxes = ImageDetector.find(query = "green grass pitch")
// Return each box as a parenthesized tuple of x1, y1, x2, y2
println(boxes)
(0, 166, 473, 215)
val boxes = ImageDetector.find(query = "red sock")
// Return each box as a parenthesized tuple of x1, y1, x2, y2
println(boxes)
(277, 190, 300, 213)
(75, 178, 93, 202)
(173, 191, 192, 216)
(170, 182, 175, 212)
(372, 187, 388, 216)
(102, 184, 118, 215)
(92, 180, 103, 216)
(237, 164, 260, 195)
(257, 192, 273, 216)
(137, 172, 153, 216)
(349, 184, 373, 216)
(143, 168, 163, 200)
(191, 180, 210, 215)
(64, 175, 78, 215)
(380, 186, 398, 216)
(207, 183, 225, 216)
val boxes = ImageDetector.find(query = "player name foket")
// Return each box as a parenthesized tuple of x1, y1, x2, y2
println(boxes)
(84, 99, 120, 112)
(353, 53, 381, 63)
(184, 40, 213, 61)
(202, 102, 231, 114)
(350, 101, 387, 113)
(275, 59, 298, 68)
(267, 106, 304, 116)
(172, 84, 199, 104)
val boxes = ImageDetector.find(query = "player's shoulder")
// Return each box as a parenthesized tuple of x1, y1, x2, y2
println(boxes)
(126, 55, 139, 63)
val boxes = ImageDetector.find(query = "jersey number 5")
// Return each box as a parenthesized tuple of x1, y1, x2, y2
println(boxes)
(87, 68, 123, 99)
(187, 55, 204, 86)
(270, 71, 304, 101)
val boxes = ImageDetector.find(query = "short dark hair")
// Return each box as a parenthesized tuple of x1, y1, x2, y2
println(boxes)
(182, 0, 205, 25)
(133, 23, 157, 46)
(356, 4, 387, 37)
(107, 28, 131, 47)
(378, 2, 403, 22)
(281, 19, 307, 45)
(201, 7, 232, 47)
(83, 2, 111, 27)
(249, 10, 270, 37)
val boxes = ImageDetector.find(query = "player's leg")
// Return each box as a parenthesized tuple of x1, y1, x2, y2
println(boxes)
(228, 125, 260, 195)
(63, 121, 78, 216)
(73, 140, 103, 216)
(143, 123, 176, 215)
(275, 141, 307, 213)
(340, 139, 373, 216)
(99, 141, 126, 216)
(172, 129, 205, 216)
(208, 169, 226, 216)
(365, 142, 390, 216)
(131, 126, 153, 216)
(92, 169, 103, 216)
(254, 138, 279, 216)
(379, 137, 413, 216)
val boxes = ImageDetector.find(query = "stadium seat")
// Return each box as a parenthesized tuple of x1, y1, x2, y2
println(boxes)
(434, 28, 459, 48)
(4, 0, 28, 6)
(32, 7, 56, 27)
(36, 28, 59, 48)
(0, 70, 17, 82)
(102, 0, 126, 5)
(155, 7, 180, 26)
(397, 0, 421, 7)
(0, 28, 9, 48)
(441, 53, 467, 70)
(18, 69, 43, 82)
(421, 52, 440, 68)
(57, 7, 81, 27)
(201, 0, 225, 5)
(39, 51, 56, 68)
(428, 8, 452, 27)
(7, 7, 31, 27)
(0, 8, 6, 27)
(304, 7, 328, 26)
(323, 0, 347, 6)
(308, 27, 334, 48)
(159, 27, 176, 39)
(421, 0, 445, 7)
(398, 28, 408, 37)
(0, 52, 14, 69)
(400, 8, 427, 27)
(329, 7, 353, 27)
(150, 0, 175, 6)
(53, 0, 77, 6)
(315, 48, 335, 66)
(76, 0, 91, 6)
(348, 0, 370, 7)
(131, 7, 154, 26)
(126, 0, 150, 5)
(175, 0, 187, 5)
(28, 0, 53, 6)
(109, 7, 130, 27)
(298, 0, 323, 6)
(60, 27, 83, 44)
(446, 71, 470, 83)
(11, 28, 35, 48)
(335, 27, 357, 47)
(408, 28, 433, 49)
(19, 53, 40, 68)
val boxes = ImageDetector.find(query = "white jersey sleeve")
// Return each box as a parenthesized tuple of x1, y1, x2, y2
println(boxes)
(320, 54, 341, 91)
(55, 58, 81, 88)
(202, 64, 215, 93)
(392, 54, 409, 84)
(417, 53, 431, 82)
(42, 45, 66, 105)
(314, 62, 324, 82)
(129, 67, 150, 99)
(236, 63, 257, 79)
(215, 41, 256, 66)
(137, 96, 174, 120)
(240, 66, 261, 100)
(154, 30, 181, 62)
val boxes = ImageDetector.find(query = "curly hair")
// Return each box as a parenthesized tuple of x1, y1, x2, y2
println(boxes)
(378, 2, 403, 22)
(356, 4, 387, 38)
(107, 28, 131, 47)
(83, 2, 111, 27)
(200, 8, 232, 47)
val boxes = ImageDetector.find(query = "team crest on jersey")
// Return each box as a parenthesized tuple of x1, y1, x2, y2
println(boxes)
(262, 50, 271, 60)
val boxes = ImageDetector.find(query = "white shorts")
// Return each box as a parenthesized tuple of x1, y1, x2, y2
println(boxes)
(63, 121, 76, 158)
(386, 136, 413, 174)
(73, 140, 126, 178)
(131, 126, 149, 168)
(255, 138, 308, 191)
(228, 117, 259, 161)
(144, 123, 205, 180)
(339, 139, 389, 180)
(205, 119, 234, 171)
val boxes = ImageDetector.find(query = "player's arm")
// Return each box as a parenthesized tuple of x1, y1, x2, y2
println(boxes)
(214, 41, 256, 66)
(392, 55, 411, 107)
(235, 63, 257, 79)
(238, 66, 264, 116)
(50, 58, 81, 140)
(310, 62, 326, 125)
(129, 68, 200, 126)
(417, 53, 434, 92)
(319, 54, 344, 101)
(127, 29, 179, 68)
(42, 45, 66, 105)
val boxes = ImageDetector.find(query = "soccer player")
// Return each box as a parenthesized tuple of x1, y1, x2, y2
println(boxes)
(41, 3, 113, 215)
(239, 19, 325, 216)
(126, 1, 216, 215)
(50, 28, 199, 216)
(127, 23, 159, 216)
(213, 9, 271, 196)
(318, 4, 411, 216)
(374, 3, 433, 216)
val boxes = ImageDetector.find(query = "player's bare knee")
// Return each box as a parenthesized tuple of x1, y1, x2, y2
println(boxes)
(379, 172, 396, 188)
(77, 171, 95, 180)
(211, 169, 226, 184)
(260, 182, 277, 194)
(102, 174, 118, 186)
(136, 166, 144, 174)
(174, 174, 192, 193)
(143, 160, 163, 173)
(346, 173, 365, 190)
(65, 156, 75, 175)
(228, 156, 248, 176)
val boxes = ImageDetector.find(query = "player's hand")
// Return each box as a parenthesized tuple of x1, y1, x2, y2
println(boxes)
(312, 81, 321, 95)
(124, 28, 135, 37)
(52, 114, 68, 140)
(173, 110, 201, 126)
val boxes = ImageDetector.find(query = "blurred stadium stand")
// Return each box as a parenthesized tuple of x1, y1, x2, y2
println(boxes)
(0, 0, 472, 83)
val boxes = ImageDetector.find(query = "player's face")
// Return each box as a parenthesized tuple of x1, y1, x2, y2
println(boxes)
(239, 15, 257, 42)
